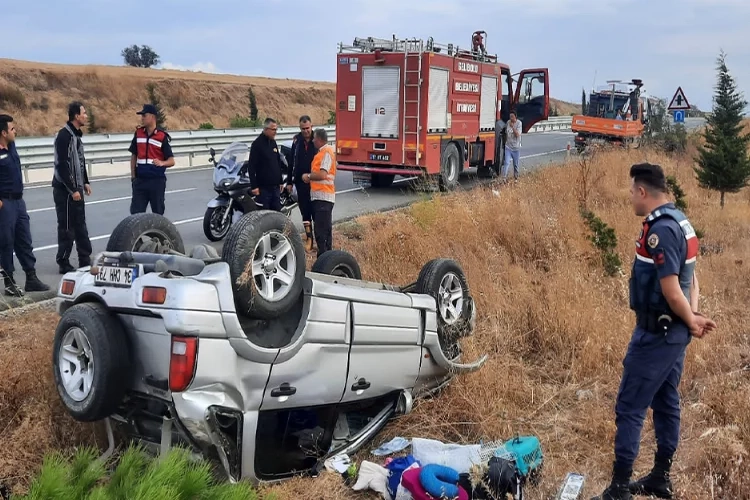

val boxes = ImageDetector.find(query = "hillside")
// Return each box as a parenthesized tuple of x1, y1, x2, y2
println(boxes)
(0, 58, 578, 136)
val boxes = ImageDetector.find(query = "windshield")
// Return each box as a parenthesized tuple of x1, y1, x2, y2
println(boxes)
(213, 142, 249, 184)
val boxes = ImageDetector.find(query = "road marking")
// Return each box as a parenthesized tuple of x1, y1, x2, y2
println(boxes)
(29, 148, 568, 253)
(32, 215, 205, 253)
(27, 188, 197, 213)
(23, 167, 214, 190)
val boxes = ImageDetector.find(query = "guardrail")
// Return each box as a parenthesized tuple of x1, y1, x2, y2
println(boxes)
(15, 117, 573, 181)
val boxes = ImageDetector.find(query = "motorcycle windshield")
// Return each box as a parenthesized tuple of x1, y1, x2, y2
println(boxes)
(213, 142, 250, 185)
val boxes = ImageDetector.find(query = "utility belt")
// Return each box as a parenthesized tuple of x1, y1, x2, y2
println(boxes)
(0, 192, 23, 200)
(635, 311, 683, 334)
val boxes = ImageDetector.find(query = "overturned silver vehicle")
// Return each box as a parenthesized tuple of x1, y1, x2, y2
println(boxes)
(52, 210, 487, 483)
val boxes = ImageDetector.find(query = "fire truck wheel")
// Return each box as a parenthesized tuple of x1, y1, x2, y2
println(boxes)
(439, 143, 460, 191)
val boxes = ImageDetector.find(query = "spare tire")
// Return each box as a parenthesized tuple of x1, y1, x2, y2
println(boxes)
(53, 302, 131, 422)
(107, 213, 185, 254)
(222, 210, 305, 319)
(311, 250, 362, 280)
(416, 258, 472, 358)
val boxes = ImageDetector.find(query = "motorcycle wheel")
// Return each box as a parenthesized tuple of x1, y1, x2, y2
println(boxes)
(203, 206, 232, 242)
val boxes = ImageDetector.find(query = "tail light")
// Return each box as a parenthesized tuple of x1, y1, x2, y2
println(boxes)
(142, 286, 167, 304)
(60, 279, 75, 295)
(169, 336, 198, 392)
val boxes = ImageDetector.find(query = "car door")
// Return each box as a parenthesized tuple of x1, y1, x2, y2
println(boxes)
(259, 294, 350, 412)
(513, 68, 550, 132)
(341, 297, 423, 404)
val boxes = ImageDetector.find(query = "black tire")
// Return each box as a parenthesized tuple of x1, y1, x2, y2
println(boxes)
(107, 213, 186, 254)
(416, 258, 471, 358)
(439, 143, 461, 191)
(311, 250, 362, 280)
(203, 206, 232, 242)
(222, 210, 305, 319)
(370, 173, 395, 188)
(52, 302, 131, 422)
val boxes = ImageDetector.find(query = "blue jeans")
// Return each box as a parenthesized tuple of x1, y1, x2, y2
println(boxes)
(501, 147, 520, 179)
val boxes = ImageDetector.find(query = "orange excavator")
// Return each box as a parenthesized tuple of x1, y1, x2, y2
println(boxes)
(573, 79, 657, 152)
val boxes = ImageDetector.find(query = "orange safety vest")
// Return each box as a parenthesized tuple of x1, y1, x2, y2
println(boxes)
(310, 144, 336, 203)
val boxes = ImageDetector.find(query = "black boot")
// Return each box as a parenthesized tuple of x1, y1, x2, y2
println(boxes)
(3, 273, 24, 297)
(591, 462, 633, 500)
(24, 270, 51, 293)
(58, 261, 76, 274)
(629, 454, 673, 499)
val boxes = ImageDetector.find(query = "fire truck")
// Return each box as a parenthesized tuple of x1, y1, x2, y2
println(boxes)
(334, 31, 550, 190)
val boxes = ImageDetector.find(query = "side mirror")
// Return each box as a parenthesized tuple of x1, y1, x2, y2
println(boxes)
(209, 147, 215, 157)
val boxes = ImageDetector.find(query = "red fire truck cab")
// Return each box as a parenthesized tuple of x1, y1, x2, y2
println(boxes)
(335, 31, 550, 190)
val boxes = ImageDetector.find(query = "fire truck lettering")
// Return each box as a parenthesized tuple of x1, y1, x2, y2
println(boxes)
(454, 81, 480, 93)
(457, 61, 479, 73)
(455, 102, 477, 113)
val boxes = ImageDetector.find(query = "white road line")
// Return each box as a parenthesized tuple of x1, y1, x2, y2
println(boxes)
(23, 167, 214, 190)
(29, 148, 568, 253)
(27, 188, 197, 214)
(32, 216, 205, 253)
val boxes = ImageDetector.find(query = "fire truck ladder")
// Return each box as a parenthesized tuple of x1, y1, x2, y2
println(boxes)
(402, 40, 424, 164)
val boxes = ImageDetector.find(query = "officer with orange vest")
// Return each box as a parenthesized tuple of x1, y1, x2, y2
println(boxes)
(302, 128, 336, 257)
(128, 104, 175, 215)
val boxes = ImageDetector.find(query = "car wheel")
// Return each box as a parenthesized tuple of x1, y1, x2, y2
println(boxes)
(222, 210, 306, 319)
(52, 302, 131, 422)
(311, 250, 362, 280)
(416, 258, 471, 359)
(203, 206, 232, 242)
(107, 213, 186, 254)
(439, 143, 461, 192)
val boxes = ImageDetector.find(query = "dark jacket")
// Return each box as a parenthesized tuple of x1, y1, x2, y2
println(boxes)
(52, 121, 89, 194)
(0, 142, 24, 195)
(249, 132, 283, 189)
(287, 132, 318, 185)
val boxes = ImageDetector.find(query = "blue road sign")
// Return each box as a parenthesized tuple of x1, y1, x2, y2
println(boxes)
(673, 110, 685, 123)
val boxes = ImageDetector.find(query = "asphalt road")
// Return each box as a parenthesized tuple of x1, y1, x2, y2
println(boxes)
(4, 132, 574, 301)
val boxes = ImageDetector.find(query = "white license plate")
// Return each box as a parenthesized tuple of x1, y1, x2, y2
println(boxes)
(95, 265, 138, 287)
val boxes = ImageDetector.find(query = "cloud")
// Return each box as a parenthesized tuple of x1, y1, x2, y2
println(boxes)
(158, 61, 220, 73)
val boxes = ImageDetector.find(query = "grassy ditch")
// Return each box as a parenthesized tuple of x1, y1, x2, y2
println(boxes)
(1, 147, 748, 499)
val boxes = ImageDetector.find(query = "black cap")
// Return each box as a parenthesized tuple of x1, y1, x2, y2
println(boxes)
(136, 104, 158, 116)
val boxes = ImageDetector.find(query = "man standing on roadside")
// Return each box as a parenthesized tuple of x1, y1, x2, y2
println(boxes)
(0, 114, 51, 296)
(129, 104, 175, 215)
(501, 110, 522, 181)
(303, 128, 336, 257)
(592, 163, 716, 500)
(286, 115, 318, 252)
(53, 102, 93, 273)
(249, 118, 284, 211)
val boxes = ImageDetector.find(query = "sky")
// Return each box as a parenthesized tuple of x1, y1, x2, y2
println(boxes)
(4, 0, 749, 111)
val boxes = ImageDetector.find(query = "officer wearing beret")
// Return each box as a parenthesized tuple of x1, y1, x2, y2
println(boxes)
(593, 163, 716, 500)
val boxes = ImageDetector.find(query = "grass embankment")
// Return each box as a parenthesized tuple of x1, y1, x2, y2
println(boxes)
(1, 147, 748, 499)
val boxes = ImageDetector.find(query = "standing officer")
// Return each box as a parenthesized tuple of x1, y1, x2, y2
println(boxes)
(128, 104, 175, 215)
(303, 128, 336, 258)
(286, 115, 318, 252)
(53, 101, 93, 273)
(0, 114, 50, 296)
(593, 163, 716, 500)
(249, 117, 284, 211)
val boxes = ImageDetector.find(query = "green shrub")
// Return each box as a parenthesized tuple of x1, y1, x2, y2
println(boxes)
(580, 208, 622, 277)
(229, 115, 255, 128)
(14, 445, 257, 500)
(198, 122, 214, 129)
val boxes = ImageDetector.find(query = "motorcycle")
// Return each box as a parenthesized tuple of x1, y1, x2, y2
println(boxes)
(203, 141, 298, 242)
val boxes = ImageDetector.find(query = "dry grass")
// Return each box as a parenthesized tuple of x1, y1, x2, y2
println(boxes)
(0, 58, 579, 136)
(551, 98, 580, 116)
(0, 58, 336, 136)
(2, 147, 749, 499)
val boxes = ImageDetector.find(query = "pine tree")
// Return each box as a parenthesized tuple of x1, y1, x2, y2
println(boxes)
(581, 88, 587, 115)
(145, 82, 167, 129)
(87, 106, 100, 134)
(248, 87, 258, 125)
(693, 50, 750, 208)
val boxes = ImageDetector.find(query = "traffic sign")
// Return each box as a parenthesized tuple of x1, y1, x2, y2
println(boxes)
(668, 87, 690, 110)
(673, 110, 685, 123)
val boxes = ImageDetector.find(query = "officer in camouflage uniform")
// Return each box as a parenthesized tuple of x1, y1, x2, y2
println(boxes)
(593, 163, 716, 500)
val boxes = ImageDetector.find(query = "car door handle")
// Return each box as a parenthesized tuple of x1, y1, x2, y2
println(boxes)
(351, 378, 370, 391)
(271, 382, 297, 397)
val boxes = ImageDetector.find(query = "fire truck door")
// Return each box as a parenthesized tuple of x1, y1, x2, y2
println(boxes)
(513, 68, 550, 133)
